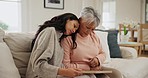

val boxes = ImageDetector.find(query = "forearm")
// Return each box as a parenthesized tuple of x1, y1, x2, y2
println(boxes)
(58, 68, 67, 76)
(58, 68, 82, 77)
(63, 63, 90, 70)
(96, 53, 106, 66)
(36, 61, 59, 78)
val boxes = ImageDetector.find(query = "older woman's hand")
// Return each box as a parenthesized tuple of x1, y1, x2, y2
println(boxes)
(90, 66, 101, 71)
(89, 57, 100, 68)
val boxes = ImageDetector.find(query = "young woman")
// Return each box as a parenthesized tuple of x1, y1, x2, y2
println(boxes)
(26, 13, 83, 78)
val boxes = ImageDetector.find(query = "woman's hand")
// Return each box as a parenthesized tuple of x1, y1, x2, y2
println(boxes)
(58, 68, 83, 77)
(89, 57, 100, 68)
(90, 66, 101, 71)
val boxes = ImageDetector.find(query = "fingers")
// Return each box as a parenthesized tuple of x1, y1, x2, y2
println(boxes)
(89, 57, 99, 67)
(74, 69, 83, 76)
(90, 66, 101, 71)
(90, 60, 96, 67)
(74, 68, 82, 71)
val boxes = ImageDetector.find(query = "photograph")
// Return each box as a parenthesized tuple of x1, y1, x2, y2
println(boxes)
(44, 0, 64, 9)
(48, 0, 60, 4)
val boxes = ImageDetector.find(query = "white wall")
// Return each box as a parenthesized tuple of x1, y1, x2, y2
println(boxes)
(22, 0, 144, 32)
(116, 0, 141, 28)
(22, 0, 82, 32)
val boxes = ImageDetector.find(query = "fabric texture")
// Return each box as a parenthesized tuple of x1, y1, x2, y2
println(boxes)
(95, 29, 122, 58)
(107, 30, 122, 58)
(120, 47, 137, 59)
(0, 42, 20, 78)
(4, 33, 34, 78)
(103, 57, 148, 78)
(94, 31, 111, 63)
(60, 74, 96, 78)
(61, 32, 105, 70)
(26, 27, 64, 78)
(100, 67, 122, 78)
(0, 28, 5, 42)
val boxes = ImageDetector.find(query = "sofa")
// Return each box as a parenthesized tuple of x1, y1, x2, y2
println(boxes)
(0, 28, 148, 78)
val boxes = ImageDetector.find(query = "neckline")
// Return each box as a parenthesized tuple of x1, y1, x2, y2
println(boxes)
(77, 33, 90, 39)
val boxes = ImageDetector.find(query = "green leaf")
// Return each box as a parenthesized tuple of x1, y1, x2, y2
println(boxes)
(0, 22, 9, 30)
(124, 26, 128, 35)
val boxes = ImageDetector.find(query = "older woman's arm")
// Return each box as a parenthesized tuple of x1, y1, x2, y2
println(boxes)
(61, 37, 90, 70)
(95, 35, 106, 66)
(95, 47, 106, 66)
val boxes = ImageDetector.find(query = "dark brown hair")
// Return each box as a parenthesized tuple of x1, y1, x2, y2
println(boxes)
(31, 13, 79, 50)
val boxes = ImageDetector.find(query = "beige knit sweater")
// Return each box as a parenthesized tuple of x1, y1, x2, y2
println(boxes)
(26, 27, 64, 78)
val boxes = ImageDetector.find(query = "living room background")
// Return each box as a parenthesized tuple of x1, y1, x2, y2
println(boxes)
(0, 0, 145, 32)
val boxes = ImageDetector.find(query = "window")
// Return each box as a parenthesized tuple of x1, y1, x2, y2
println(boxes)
(102, 0, 116, 30)
(0, 0, 21, 32)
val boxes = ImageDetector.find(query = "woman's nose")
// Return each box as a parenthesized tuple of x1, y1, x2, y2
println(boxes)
(72, 29, 76, 33)
(73, 29, 77, 32)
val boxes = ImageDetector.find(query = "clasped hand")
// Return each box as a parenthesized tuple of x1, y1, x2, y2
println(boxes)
(88, 57, 100, 69)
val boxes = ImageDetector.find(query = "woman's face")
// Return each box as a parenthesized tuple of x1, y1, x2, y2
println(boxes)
(79, 18, 95, 37)
(64, 19, 79, 35)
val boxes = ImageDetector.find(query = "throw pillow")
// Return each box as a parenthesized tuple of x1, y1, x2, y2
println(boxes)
(95, 29, 122, 58)
(94, 31, 111, 63)
(4, 33, 34, 78)
(0, 42, 20, 78)
(0, 28, 5, 42)
(107, 30, 122, 58)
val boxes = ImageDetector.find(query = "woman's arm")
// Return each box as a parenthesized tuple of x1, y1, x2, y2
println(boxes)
(58, 68, 82, 77)
(89, 33, 106, 68)
(95, 36, 106, 66)
(61, 37, 90, 70)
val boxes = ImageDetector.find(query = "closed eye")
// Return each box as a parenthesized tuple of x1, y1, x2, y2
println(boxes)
(86, 26, 91, 29)
(74, 25, 78, 29)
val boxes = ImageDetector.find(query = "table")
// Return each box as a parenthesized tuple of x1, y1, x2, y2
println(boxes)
(118, 42, 143, 56)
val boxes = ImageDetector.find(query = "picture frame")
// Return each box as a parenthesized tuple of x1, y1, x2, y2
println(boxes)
(145, 0, 148, 23)
(44, 0, 64, 9)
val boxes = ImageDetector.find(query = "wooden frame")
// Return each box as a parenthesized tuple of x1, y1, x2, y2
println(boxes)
(44, 0, 64, 9)
(145, 0, 148, 23)
(138, 24, 148, 52)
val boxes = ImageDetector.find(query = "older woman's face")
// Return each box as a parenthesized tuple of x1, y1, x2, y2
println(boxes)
(64, 19, 79, 35)
(79, 18, 95, 37)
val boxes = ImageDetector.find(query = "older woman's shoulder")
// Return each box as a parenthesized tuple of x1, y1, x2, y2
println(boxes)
(61, 35, 73, 46)
(91, 31, 100, 41)
(91, 31, 98, 37)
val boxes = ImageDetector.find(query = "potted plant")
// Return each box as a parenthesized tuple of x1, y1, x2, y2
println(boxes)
(121, 23, 130, 42)
(0, 21, 9, 30)
(121, 21, 139, 42)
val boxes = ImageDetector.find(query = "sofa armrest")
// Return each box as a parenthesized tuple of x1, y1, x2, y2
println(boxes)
(120, 47, 137, 59)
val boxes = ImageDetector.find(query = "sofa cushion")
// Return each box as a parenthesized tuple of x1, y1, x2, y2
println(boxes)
(107, 30, 122, 58)
(95, 29, 122, 58)
(0, 42, 20, 78)
(95, 31, 111, 63)
(0, 28, 5, 42)
(4, 33, 34, 78)
(103, 57, 148, 78)
(120, 47, 137, 59)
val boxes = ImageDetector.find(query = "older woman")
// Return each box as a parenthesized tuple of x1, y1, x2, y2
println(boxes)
(61, 7, 122, 78)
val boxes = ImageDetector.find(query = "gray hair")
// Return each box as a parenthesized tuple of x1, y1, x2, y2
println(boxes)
(80, 7, 100, 27)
